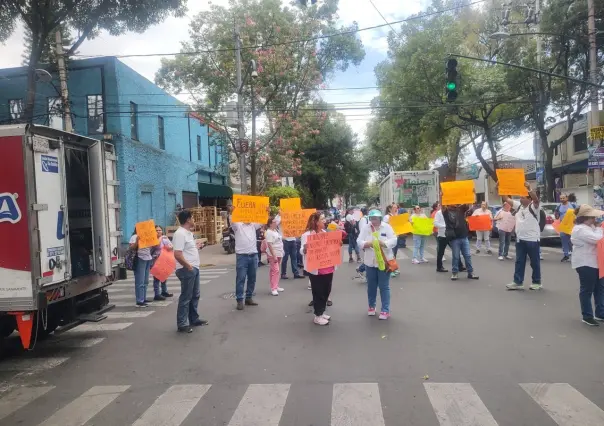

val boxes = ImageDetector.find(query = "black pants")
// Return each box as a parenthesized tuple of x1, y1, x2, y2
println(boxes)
(309, 273, 333, 316)
(436, 236, 464, 271)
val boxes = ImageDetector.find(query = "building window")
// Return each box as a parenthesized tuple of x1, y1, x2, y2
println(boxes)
(197, 135, 202, 161)
(158, 116, 165, 150)
(573, 132, 587, 153)
(48, 97, 64, 130)
(8, 99, 23, 120)
(87, 95, 104, 134)
(130, 102, 138, 140)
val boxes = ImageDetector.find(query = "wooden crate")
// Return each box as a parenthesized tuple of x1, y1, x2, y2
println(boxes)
(173, 207, 222, 245)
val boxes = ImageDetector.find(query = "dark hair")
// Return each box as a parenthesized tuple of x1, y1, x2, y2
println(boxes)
(575, 215, 591, 225)
(178, 210, 192, 225)
(568, 193, 577, 203)
(266, 215, 276, 227)
(305, 211, 323, 232)
(155, 225, 164, 232)
(431, 202, 439, 212)
(385, 205, 392, 215)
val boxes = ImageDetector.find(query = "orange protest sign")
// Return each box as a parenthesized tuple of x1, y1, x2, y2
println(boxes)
(553, 219, 561, 233)
(232, 194, 269, 223)
(441, 180, 475, 205)
(467, 215, 492, 231)
(496, 169, 528, 196)
(150, 248, 176, 282)
(306, 231, 343, 271)
(281, 209, 316, 238)
(280, 197, 302, 211)
(558, 209, 575, 234)
(135, 220, 159, 249)
(389, 213, 413, 235)
(598, 239, 604, 279)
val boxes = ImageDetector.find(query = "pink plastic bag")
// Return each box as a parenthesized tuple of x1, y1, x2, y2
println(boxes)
(150, 248, 176, 282)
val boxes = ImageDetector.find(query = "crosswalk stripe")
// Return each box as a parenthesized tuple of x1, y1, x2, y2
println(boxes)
(227, 384, 290, 426)
(63, 323, 133, 333)
(132, 384, 211, 426)
(112, 301, 174, 308)
(108, 294, 180, 301)
(109, 280, 209, 289)
(0, 386, 54, 420)
(105, 312, 154, 319)
(0, 357, 68, 373)
(331, 383, 385, 426)
(38, 385, 129, 426)
(521, 383, 604, 426)
(43, 338, 106, 348)
(424, 383, 499, 426)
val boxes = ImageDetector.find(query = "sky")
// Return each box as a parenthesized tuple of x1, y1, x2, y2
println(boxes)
(0, 0, 534, 164)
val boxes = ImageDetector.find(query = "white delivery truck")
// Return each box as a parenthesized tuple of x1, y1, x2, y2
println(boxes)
(379, 170, 440, 210)
(0, 124, 123, 350)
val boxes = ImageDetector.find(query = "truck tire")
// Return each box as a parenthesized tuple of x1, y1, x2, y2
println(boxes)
(0, 316, 16, 338)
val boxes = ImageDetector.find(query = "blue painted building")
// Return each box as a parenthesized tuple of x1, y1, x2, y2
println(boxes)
(0, 57, 232, 244)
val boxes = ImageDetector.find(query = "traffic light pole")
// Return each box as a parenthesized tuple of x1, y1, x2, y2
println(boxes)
(234, 24, 247, 195)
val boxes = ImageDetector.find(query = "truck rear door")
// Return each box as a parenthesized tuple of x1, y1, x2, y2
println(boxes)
(32, 134, 70, 286)
(88, 141, 120, 276)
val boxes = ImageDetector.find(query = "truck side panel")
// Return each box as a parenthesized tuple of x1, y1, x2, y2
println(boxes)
(0, 135, 34, 303)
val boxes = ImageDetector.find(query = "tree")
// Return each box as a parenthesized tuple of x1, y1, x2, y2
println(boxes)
(21, 24, 73, 66)
(1, 0, 187, 122)
(155, 0, 365, 194)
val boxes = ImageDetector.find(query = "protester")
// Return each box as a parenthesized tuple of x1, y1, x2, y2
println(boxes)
(280, 214, 304, 279)
(383, 204, 401, 276)
(472, 201, 493, 254)
(570, 204, 604, 326)
(357, 209, 397, 320)
(410, 205, 429, 264)
(502, 182, 542, 290)
(265, 216, 284, 296)
(256, 225, 266, 267)
(555, 193, 577, 262)
(173, 210, 207, 333)
(355, 207, 370, 279)
(345, 213, 361, 263)
(434, 205, 465, 273)
(397, 206, 409, 248)
(232, 215, 263, 310)
(493, 202, 514, 260)
(129, 228, 156, 307)
(443, 204, 479, 281)
(152, 225, 174, 301)
(301, 212, 336, 326)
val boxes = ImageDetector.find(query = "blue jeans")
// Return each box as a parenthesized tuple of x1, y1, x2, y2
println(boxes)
(175, 267, 200, 328)
(513, 240, 541, 284)
(153, 277, 168, 297)
(348, 237, 360, 256)
(134, 258, 151, 303)
(398, 234, 407, 248)
(498, 231, 512, 256)
(450, 237, 474, 274)
(560, 232, 571, 257)
(576, 266, 604, 319)
(236, 253, 258, 301)
(412, 235, 426, 260)
(366, 266, 391, 313)
(281, 240, 300, 277)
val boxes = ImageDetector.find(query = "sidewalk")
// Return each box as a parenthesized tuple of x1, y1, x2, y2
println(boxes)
(198, 243, 236, 268)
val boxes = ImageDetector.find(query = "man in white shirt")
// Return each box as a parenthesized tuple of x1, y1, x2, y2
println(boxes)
(173, 210, 208, 333)
(501, 182, 542, 290)
(232, 220, 262, 310)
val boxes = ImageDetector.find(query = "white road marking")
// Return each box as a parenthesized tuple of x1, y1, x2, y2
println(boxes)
(521, 383, 604, 426)
(63, 323, 133, 333)
(108, 294, 180, 301)
(0, 385, 54, 420)
(228, 384, 290, 426)
(424, 383, 499, 426)
(112, 301, 174, 308)
(107, 286, 180, 293)
(44, 338, 106, 348)
(38, 385, 129, 426)
(108, 280, 209, 289)
(132, 384, 211, 426)
(0, 357, 68, 373)
(105, 311, 154, 318)
(331, 383, 385, 426)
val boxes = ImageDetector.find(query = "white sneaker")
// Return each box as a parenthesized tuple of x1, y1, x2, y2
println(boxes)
(421, 258, 428, 263)
(412, 259, 420, 264)
(498, 256, 504, 260)
(506, 282, 524, 290)
(322, 314, 331, 320)
(271, 290, 279, 296)
(277, 287, 285, 292)
(314, 316, 329, 325)
(442, 256, 446, 261)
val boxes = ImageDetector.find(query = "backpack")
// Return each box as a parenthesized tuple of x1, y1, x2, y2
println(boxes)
(125, 247, 137, 271)
(515, 204, 546, 232)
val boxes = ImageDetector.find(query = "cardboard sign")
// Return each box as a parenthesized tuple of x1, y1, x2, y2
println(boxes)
(467, 215, 492, 231)
(553, 219, 561, 233)
(281, 209, 316, 238)
(150, 248, 176, 282)
(135, 220, 159, 249)
(232, 194, 270, 224)
(280, 197, 301, 211)
(306, 231, 343, 271)
(441, 181, 475, 205)
(497, 214, 516, 233)
(497, 169, 528, 196)
(389, 213, 413, 235)
(558, 209, 575, 234)
(411, 217, 434, 235)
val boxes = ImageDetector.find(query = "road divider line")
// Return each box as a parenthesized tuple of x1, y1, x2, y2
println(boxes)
(228, 384, 290, 426)
(38, 385, 129, 426)
(132, 384, 211, 426)
(424, 383, 498, 426)
(0, 385, 54, 420)
(521, 383, 604, 426)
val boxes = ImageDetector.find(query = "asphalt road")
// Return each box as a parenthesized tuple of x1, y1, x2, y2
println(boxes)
(1, 240, 604, 426)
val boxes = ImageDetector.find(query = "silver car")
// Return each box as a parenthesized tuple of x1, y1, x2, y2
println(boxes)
(539, 203, 561, 241)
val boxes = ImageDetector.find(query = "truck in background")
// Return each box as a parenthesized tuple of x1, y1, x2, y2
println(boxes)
(379, 170, 440, 211)
(0, 124, 123, 350)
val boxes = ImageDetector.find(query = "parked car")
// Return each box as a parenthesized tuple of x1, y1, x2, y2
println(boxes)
(490, 202, 560, 242)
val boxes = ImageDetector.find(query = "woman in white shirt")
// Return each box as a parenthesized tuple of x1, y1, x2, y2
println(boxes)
(472, 201, 494, 254)
(570, 205, 604, 326)
(410, 206, 428, 264)
(265, 216, 285, 296)
(152, 225, 174, 301)
(129, 229, 155, 307)
(493, 202, 515, 260)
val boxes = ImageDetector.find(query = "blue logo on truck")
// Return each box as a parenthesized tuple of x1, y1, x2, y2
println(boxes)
(41, 155, 59, 173)
(0, 193, 22, 224)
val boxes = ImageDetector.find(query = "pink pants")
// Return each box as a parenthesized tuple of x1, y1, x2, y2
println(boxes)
(269, 257, 281, 290)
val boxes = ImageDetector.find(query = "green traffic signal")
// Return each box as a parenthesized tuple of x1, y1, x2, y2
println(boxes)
(446, 81, 457, 90)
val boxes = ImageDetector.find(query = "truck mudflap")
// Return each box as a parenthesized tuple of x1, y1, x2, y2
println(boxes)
(9, 311, 34, 349)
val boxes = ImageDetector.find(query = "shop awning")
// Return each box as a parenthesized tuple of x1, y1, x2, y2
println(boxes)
(198, 182, 233, 199)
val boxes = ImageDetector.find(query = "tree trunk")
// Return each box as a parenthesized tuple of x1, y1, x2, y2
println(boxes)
(543, 138, 556, 202)
(23, 31, 45, 123)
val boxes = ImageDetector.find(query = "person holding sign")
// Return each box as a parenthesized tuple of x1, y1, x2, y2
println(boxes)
(410, 206, 429, 265)
(265, 216, 285, 296)
(357, 209, 397, 320)
(555, 193, 577, 262)
(443, 204, 479, 281)
(129, 227, 159, 308)
(471, 202, 493, 255)
(570, 205, 604, 326)
(493, 202, 515, 260)
(151, 225, 174, 301)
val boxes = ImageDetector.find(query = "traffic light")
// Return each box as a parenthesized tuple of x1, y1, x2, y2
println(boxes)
(445, 58, 458, 102)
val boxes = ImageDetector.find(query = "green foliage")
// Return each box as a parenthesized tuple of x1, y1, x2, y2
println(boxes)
(21, 24, 73, 66)
(265, 186, 300, 208)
